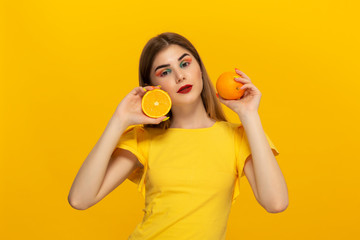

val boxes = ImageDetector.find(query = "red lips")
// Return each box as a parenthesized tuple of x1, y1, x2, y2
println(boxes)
(177, 84, 193, 93)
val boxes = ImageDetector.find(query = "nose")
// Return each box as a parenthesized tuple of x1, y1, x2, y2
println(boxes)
(175, 70, 186, 83)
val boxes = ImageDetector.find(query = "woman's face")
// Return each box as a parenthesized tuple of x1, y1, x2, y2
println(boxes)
(150, 44, 203, 107)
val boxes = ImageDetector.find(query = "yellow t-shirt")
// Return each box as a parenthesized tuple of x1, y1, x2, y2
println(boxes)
(115, 120, 279, 240)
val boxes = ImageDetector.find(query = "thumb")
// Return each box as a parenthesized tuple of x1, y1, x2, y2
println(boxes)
(157, 115, 170, 123)
(147, 115, 169, 124)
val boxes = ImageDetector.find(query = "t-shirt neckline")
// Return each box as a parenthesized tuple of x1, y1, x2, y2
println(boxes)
(166, 120, 220, 131)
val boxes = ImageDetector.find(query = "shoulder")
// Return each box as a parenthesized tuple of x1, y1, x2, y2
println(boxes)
(124, 124, 144, 131)
(123, 124, 147, 135)
(119, 125, 150, 143)
(219, 121, 244, 132)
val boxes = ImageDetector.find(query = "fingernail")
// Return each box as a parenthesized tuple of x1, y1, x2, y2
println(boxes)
(157, 85, 161, 88)
(142, 87, 147, 92)
(216, 93, 219, 98)
(162, 116, 170, 122)
(235, 68, 238, 71)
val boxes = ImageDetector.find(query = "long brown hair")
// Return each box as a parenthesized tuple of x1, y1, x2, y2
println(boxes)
(139, 32, 228, 130)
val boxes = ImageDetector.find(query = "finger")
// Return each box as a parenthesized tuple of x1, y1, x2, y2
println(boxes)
(240, 83, 259, 92)
(235, 68, 251, 80)
(136, 86, 158, 97)
(131, 87, 145, 96)
(234, 77, 251, 83)
(142, 85, 161, 92)
(235, 68, 250, 79)
(240, 83, 251, 90)
(142, 86, 154, 92)
(148, 115, 168, 124)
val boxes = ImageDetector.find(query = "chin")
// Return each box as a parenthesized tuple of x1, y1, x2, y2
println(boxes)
(173, 89, 202, 106)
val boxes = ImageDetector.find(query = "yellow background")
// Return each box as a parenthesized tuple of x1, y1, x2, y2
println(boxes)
(1, 0, 359, 239)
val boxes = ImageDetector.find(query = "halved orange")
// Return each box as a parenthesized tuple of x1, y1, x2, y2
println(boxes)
(141, 89, 172, 118)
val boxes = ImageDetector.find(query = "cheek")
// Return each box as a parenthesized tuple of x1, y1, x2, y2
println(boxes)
(193, 64, 202, 79)
(198, 71, 202, 80)
(158, 83, 174, 97)
(149, 78, 158, 86)
(150, 78, 164, 88)
(196, 69, 203, 84)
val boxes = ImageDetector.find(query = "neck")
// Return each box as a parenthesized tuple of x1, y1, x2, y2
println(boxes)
(169, 98, 215, 129)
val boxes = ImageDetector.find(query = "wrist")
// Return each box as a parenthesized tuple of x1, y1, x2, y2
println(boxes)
(237, 110, 259, 123)
(110, 114, 129, 131)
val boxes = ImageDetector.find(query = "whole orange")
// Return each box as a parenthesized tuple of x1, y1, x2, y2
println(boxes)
(216, 71, 245, 100)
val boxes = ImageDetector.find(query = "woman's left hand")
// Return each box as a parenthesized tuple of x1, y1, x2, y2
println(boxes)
(216, 69, 262, 117)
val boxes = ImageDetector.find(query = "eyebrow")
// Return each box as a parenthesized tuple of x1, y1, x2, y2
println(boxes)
(154, 53, 190, 72)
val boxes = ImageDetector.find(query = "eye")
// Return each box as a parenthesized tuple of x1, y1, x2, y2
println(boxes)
(181, 61, 190, 68)
(158, 61, 190, 77)
(160, 69, 171, 77)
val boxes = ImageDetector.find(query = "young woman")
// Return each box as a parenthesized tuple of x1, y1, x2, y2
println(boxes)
(68, 32, 288, 239)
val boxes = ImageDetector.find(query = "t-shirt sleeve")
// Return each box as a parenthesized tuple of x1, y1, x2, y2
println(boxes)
(232, 124, 280, 204)
(115, 125, 149, 199)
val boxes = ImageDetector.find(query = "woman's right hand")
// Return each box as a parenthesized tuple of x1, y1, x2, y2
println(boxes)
(113, 86, 169, 127)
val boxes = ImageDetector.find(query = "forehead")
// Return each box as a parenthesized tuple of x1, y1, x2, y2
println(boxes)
(152, 45, 192, 66)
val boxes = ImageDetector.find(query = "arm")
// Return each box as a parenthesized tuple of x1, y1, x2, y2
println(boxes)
(240, 112, 288, 213)
(67, 115, 129, 210)
(90, 147, 143, 209)
(67, 86, 166, 210)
